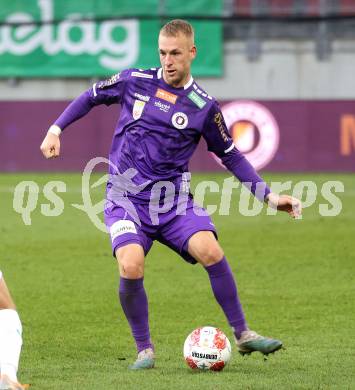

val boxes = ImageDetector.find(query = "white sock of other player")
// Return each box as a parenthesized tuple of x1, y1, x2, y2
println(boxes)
(0, 309, 23, 382)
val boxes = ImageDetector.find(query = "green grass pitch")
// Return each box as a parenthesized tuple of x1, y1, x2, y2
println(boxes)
(0, 172, 354, 389)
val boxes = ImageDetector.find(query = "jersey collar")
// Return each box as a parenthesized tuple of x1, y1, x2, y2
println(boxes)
(157, 68, 194, 90)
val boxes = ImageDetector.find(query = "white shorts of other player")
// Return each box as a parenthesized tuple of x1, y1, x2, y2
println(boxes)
(0, 271, 23, 384)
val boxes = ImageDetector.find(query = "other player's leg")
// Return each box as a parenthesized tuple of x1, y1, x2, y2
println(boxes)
(187, 231, 282, 356)
(0, 271, 29, 389)
(116, 244, 155, 370)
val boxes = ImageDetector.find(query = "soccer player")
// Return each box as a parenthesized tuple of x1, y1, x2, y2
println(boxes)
(0, 271, 29, 389)
(40, 19, 302, 369)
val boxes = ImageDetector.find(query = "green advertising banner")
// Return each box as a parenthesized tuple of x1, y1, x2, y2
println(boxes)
(0, 0, 222, 77)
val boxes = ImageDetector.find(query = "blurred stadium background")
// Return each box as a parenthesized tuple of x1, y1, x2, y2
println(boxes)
(1, 0, 355, 171)
(0, 1, 354, 389)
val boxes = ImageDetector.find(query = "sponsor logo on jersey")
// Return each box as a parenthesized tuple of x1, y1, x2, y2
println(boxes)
(110, 220, 137, 241)
(188, 91, 206, 109)
(213, 101, 280, 170)
(134, 92, 150, 102)
(131, 71, 153, 79)
(172, 112, 188, 129)
(98, 73, 120, 89)
(155, 88, 177, 104)
(214, 112, 230, 142)
(132, 99, 145, 120)
(154, 100, 170, 113)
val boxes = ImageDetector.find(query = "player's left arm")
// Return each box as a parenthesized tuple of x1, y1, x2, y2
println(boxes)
(201, 102, 302, 218)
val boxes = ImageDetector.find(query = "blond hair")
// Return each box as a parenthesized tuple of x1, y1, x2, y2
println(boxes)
(160, 19, 194, 41)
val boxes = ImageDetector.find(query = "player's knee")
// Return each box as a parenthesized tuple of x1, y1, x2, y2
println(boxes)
(196, 245, 224, 266)
(118, 260, 144, 279)
(116, 254, 144, 278)
(0, 302, 16, 310)
(115, 244, 145, 278)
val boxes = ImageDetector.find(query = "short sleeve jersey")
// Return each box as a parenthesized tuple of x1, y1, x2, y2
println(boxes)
(88, 68, 235, 195)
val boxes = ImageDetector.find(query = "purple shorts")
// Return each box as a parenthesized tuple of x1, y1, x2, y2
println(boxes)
(104, 197, 217, 264)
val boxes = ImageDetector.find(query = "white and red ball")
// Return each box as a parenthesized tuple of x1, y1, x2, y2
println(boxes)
(183, 326, 232, 371)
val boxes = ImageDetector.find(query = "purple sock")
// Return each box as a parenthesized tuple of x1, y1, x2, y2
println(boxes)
(205, 257, 248, 339)
(119, 277, 153, 353)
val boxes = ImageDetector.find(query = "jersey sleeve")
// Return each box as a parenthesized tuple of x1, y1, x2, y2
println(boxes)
(52, 69, 131, 131)
(203, 101, 270, 201)
(201, 101, 235, 158)
(88, 69, 131, 106)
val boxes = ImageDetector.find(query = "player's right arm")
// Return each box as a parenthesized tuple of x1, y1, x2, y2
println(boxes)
(201, 101, 302, 218)
(40, 70, 129, 159)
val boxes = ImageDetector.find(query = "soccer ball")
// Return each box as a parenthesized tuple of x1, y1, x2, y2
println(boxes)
(183, 326, 232, 371)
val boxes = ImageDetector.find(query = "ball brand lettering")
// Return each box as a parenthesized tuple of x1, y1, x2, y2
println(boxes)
(191, 352, 218, 360)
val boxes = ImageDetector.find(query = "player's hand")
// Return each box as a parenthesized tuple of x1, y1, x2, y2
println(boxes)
(266, 192, 302, 219)
(40, 128, 61, 159)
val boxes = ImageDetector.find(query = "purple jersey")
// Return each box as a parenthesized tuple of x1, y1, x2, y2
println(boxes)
(88, 68, 235, 200)
(53, 67, 270, 202)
